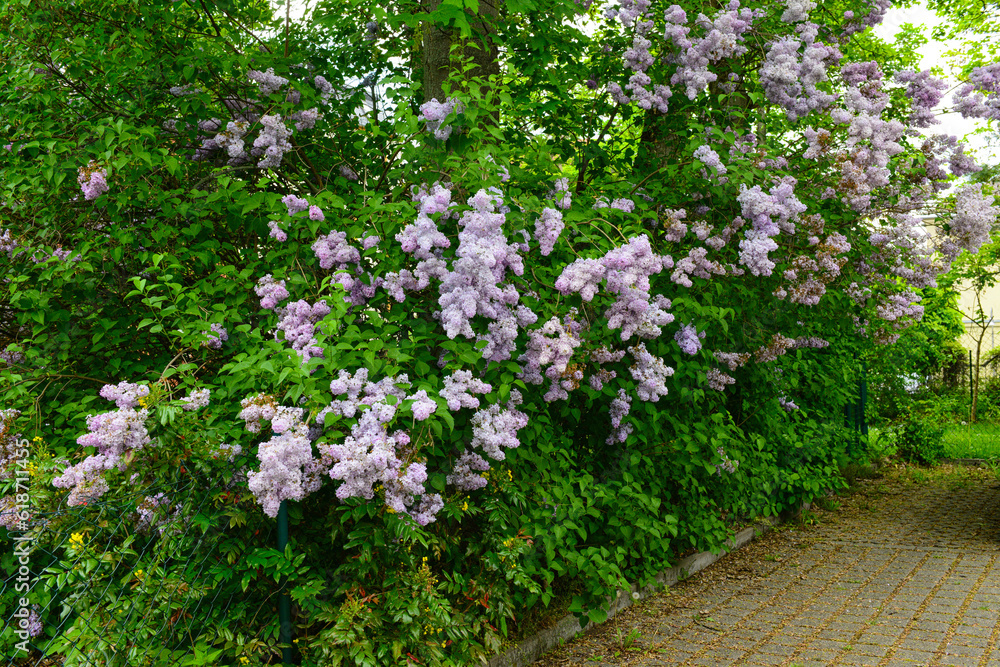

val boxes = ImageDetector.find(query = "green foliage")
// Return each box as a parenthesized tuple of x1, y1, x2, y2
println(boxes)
(0, 0, 949, 664)
(896, 412, 947, 466)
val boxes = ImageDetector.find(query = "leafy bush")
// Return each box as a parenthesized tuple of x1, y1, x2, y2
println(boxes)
(896, 414, 946, 466)
(0, 0, 995, 664)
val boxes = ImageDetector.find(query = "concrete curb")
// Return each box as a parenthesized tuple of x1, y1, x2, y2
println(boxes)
(487, 505, 808, 667)
(942, 457, 996, 466)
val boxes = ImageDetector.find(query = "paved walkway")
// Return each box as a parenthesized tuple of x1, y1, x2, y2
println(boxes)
(535, 465, 1000, 667)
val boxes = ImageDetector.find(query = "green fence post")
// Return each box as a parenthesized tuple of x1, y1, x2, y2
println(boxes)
(860, 361, 868, 439)
(278, 501, 293, 665)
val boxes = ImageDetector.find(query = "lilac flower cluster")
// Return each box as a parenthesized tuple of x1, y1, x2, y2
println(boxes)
(275, 299, 331, 365)
(671, 247, 726, 287)
(629, 343, 674, 401)
(78, 162, 109, 200)
(605, 0, 672, 112)
(534, 208, 564, 256)
(202, 120, 250, 163)
(829, 62, 905, 212)
(53, 382, 153, 506)
(754, 334, 796, 363)
(518, 315, 583, 402)
(895, 70, 947, 127)
(312, 231, 361, 270)
(551, 178, 572, 210)
(99, 381, 149, 409)
(779, 0, 815, 23)
(255, 275, 290, 310)
(448, 391, 527, 490)
(447, 450, 490, 491)
(440, 370, 492, 411)
(315, 371, 444, 524)
(715, 446, 739, 475)
(180, 388, 210, 411)
(665, 2, 758, 100)
(253, 115, 293, 169)
(759, 24, 841, 120)
(944, 185, 998, 262)
(706, 367, 736, 391)
(715, 351, 750, 370)
(840, 0, 892, 38)
(418, 98, 462, 140)
(606, 388, 634, 444)
(203, 323, 228, 349)
(693, 145, 727, 182)
(248, 68, 289, 96)
(674, 323, 704, 355)
(778, 396, 799, 411)
(736, 182, 806, 276)
(556, 235, 674, 340)
(436, 190, 528, 362)
(251, 426, 324, 518)
(182, 73, 325, 168)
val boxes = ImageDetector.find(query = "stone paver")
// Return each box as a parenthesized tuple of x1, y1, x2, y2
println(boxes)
(534, 466, 1000, 666)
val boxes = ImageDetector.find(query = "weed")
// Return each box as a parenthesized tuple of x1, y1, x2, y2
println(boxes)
(614, 625, 641, 652)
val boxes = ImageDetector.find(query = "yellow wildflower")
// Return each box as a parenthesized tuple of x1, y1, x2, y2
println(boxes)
(69, 532, 85, 549)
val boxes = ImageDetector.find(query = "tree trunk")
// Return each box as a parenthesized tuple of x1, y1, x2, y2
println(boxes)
(421, 0, 499, 104)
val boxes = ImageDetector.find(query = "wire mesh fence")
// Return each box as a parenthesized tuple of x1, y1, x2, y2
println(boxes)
(1, 467, 281, 666)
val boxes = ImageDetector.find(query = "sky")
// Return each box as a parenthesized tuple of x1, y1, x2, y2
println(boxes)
(875, 2, 1000, 165)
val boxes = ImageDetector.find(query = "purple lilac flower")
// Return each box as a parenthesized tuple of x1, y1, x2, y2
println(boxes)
(255, 275, 290, 310)
(248, 68, 288, 96)
(629, 343, 674, 401)
(447, 451, 490, 491)
(253, 115, 293, 169)
(281, 195, 310, 216)
(180, 388, 210, 411)
(759, 29, 841, 121)
(534, 207, 564, 256)
(407, 390, 437, 420)
(780, 0, 815, 23)
(518, 315, 583, 400)
(78, 162, 109, 200)
(275, 300, 331, 364)
(312, 231, 360, 270)
(418, 98, 462, 140)
(99, 381, 149, 409)
(668, 2, 757, 100)
(440, 370, 492, 411)
(716, 446, 739, 474)
(203, 323, 228, 349)
(895, 70, 947, 127)
(606, 389, 634, 444)
(706, 368, 735, 390)
(674, 323, 705, 355)
(558, 235, 674, 340)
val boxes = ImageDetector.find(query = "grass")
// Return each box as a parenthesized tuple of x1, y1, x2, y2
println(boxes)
(940, 422, 1000, 459)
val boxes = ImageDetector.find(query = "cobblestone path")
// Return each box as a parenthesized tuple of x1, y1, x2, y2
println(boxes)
(534, 465, 1000, 667)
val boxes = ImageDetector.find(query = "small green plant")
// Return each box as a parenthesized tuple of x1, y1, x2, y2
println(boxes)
(896, 412, 946, 465)
(813, 495, 842, 511)
(615, 626, 641, 651)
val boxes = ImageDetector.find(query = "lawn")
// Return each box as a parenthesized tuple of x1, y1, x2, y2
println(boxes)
(940, 423, 1000, 459)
